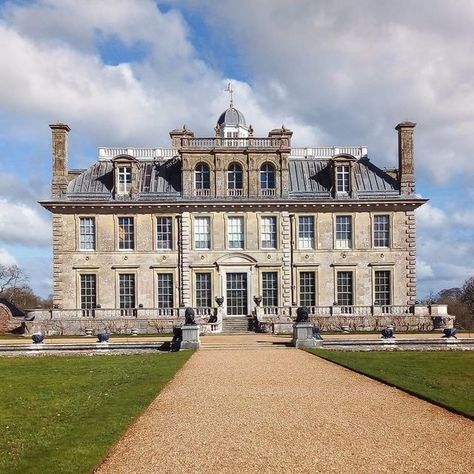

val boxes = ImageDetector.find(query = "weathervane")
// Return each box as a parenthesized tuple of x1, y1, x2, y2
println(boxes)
(225, 82, 234, 108)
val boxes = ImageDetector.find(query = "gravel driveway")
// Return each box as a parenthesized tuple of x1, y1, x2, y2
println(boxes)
(96, 349, 474, 473)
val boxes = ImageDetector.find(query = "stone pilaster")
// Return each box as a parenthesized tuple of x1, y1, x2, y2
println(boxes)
(180, 212, 192, 306)
(281, 211, 292, 306)
(405, 210, 417, 304)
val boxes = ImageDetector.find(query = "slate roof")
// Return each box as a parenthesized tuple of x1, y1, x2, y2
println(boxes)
(65, 156, 399, 201)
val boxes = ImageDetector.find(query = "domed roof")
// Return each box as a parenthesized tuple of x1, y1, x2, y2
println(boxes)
(217, 106, 246, 127)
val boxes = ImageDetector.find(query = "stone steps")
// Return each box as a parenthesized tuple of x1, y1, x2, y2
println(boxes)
(221, 317, 252, 334)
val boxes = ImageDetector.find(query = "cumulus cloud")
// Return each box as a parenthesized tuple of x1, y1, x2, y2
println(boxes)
(0, 199, 51, 246)
(0, 248, 17, 266)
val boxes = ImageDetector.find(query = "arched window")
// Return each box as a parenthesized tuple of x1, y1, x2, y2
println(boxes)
(260, 163, 276, 191)
(227, 163, 243, 191)
(195, 163, 210, 190)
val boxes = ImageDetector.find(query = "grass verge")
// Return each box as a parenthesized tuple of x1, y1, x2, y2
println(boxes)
(0, 351, 192, 474)
(308, 350, 474, 419)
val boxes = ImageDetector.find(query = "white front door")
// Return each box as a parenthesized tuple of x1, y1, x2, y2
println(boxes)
(226, 272, 248, 316)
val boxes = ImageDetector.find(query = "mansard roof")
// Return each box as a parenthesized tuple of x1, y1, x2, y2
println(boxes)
(64, 155, 398, 201)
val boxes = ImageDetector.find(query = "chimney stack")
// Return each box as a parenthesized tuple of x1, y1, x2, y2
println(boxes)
(395, 121, 416, 195)
(50, 123, 70, 197)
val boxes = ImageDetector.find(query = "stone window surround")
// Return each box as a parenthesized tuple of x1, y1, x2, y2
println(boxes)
(297, 214, 317, 250)
(225, 214, 246, 250)
(194, 162, 211, 190)
(117, 215, 136, 251)
(259, 214, 279, 250)
(295, 266, 320, 307)
(370, 263, 395, 306)
(77, 215, 97, 251)
(193, 270, 215, 308)
(332, 264, 358, 306)
(192, 214, 213, 250)
(155, 215, 174, 251)
(156, 272, 174, 309)
(371, 212, 393, 249)
(334, 214, 355, 250)
(259, 267, 281, 307)
(116, 270, 138, 309)
(75, 270, 99, 309)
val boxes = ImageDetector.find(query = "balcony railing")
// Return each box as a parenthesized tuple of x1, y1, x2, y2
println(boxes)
(182, 137, 288, 148)
(227, 189, 243, 197)
(195, 189, 211, 197)
(260, 189, 276, 197)
(98, 147, 176, 160)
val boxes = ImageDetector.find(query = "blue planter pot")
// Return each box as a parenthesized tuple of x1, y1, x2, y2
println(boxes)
(97, 333, 109, 343)
(381, 328, 394, 339)
(32, 333, 44, 344)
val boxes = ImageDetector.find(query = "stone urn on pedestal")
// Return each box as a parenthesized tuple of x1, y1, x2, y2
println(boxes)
(292, 307, 322, 349)
(181, 307, 200, 350)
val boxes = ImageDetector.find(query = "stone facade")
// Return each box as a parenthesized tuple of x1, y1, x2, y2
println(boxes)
(37, 106, 437, 334)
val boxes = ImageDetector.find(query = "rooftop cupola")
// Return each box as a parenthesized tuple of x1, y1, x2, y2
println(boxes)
(215, 83, 250, 138)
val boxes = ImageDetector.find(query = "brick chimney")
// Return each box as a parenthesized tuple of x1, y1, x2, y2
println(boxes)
(50, 123, 70, 197)
(395, 121, 416, 195)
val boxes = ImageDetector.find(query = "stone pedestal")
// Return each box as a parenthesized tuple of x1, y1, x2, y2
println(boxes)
(181, 325, 200, 350)
(292, 323, 322, 349)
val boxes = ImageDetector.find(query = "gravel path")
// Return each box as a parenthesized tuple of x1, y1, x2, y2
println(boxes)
(96, 349, 474, 473)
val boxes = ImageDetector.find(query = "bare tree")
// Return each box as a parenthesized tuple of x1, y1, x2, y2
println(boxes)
(0, 264, 29, 303)
(461, 276, 474, 315)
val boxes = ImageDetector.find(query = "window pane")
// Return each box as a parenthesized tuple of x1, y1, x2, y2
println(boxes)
(299, 272, 316, 307)
(119, 274, 135, 308)
(157, 274, 173, 308)
(195, 164, 210, 189)
(227, 164, 243, 190)
(157, 217, 173, 249)
(375, 270, 391, 306)
(226, 273, 248, 315)
(194, 217, 211, 249)
(261, 216, 277, 249)
(337, 271, 353, 306)
(196, 273, 212, 307)
(374, 215, 390, 247)
(79, 217, 95, 250)
(298, 216, 315, 249)
(80, 274, 96, 309)
(336, 165, 350, 193)
(262, 272, 278, 306)
(228, 217, 244, 249)
(260, 163, 275, 190)
(335, 215, 352, 249)
(118, 217, 134, 250)
(118, 166, 132, 194)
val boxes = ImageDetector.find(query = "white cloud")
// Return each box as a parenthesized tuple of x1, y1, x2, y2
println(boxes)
(0, 248, 17, 266)
(417, 259, 434, 280)
(0, 199, 51, 246)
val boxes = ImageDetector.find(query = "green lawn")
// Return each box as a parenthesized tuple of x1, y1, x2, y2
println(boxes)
(308, 350, 474, 418)
(0, 352, 192, 474)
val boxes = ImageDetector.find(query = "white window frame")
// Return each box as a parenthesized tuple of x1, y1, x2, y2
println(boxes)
(336, 165, 350, 193)
(373, 214, 391, 248)
(79, 217, 96, 251)
(335, 215, 352, 249)
(118, 216, 135, 250)
(298, 271, 317, 307)
(117, 166, 132, 194)
(336, 270, 354, 306)
(118, 273, 136, 309)
(261, 271, 279, 307)
(298, 215, 315, 249)
(374, 269, 392, 306)
(261, 215, 278, 249)
(227, 216, 244, 250)
(79, 273, 97, 309)
(194, 216, 211, 250)
(156, 216, 173, 250)
(195, 272, 212, 308)
(157, 273, 174, 308)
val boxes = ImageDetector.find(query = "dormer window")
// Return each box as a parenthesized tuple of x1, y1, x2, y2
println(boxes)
(118, 166, 132, 194)
(336, 165, 350, 193)
(195, 163, 210, 196)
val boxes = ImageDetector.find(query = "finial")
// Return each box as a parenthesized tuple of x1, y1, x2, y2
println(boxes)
(225, 82, 234, 108)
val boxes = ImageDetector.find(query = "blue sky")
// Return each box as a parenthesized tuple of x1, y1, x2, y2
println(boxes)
(0, 0, 473, 298)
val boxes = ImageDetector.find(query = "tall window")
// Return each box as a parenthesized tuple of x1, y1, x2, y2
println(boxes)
(298, 216, 315, 249)
(118, 217, 134, 250)
(261, 216, 277, 249)
(260, 163, 276, 194)
(117, 166, 132, 194)
(194, 217, 211, 249)
(119, 274, 135, 308)
(335, 215, 352, 249)
(336, 165, 350, 193)
(227, 163, 243, 194)
(374, 215, 390, 247)
(195, 273, 212, 307)
(195, 163, 210, 192)
(157, 274, 173, 308)
(374, 270, 391, 306)
(79, 217, 96, 250)
(228, 216, 244, 249)
(299, 272, 316, 307)
(80, 274, 96, 309)
(337, 271, 353, 306)
(262, 272, 278, 306)
(156, 216, 173, 250)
